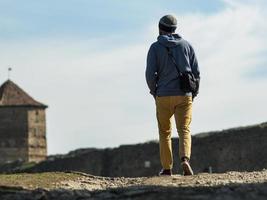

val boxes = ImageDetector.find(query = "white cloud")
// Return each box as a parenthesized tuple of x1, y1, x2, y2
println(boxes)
(0, 0, 266, 154)
(146, 0, 267, 134)
(0, 38, 155, 154)
(177, 0, 267, 132)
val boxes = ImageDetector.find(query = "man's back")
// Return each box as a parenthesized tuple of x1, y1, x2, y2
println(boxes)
(146, 33, 200, 97)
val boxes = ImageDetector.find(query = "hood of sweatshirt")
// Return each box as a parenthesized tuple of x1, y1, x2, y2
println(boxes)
(157, 34, 182, 48)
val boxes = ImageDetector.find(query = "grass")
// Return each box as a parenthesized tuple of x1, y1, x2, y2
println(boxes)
(18, 162, 36, 170)
(0, 172, 81, 190)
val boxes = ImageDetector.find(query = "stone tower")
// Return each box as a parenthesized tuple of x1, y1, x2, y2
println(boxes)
(0, 80, 48, 163)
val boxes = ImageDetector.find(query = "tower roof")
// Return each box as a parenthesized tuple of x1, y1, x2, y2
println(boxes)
(0, 80, 47, 108)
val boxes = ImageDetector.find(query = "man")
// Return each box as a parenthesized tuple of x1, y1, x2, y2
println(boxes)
(145, 15, 200, 176)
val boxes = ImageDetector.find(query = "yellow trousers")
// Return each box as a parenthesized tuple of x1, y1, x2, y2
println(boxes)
(156, 96, 192, 170)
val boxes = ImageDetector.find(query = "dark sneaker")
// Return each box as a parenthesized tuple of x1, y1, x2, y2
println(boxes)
(181, 160, 194, 176)
(158, 169, 172, 176)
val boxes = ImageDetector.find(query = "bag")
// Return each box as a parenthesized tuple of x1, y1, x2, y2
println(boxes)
(166, 47, 199, 96)
(179, 71, 198, 93)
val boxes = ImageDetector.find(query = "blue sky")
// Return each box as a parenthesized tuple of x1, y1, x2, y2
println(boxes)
(0, 0, 267, 154)
(0, 0, 224, 40)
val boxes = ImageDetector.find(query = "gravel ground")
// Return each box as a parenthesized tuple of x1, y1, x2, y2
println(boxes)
(0, 170, 267, 199)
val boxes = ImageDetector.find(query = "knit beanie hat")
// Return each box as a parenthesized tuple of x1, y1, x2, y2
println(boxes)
(158, 15, 177, 33)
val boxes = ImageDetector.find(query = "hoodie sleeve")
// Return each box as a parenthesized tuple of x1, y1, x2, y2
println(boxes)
(189, 45, 200, 97)
(145, 45, 158, 96)
(189, 45, 200, 79)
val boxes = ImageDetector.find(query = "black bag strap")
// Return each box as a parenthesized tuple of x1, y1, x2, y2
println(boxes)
(165, 47, 183, 76)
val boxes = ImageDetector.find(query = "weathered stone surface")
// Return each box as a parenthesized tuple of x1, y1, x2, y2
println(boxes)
(0, 80, 47, 164)
(0, 170, 267, 200)
(12, 122, 267, 177)
(0, 107, 47, 163)
(27, 108, 47, 162)
(0, 107, 29, 163)
(191, 122, 267, 173)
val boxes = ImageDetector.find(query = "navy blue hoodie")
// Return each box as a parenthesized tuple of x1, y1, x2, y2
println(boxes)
(145, 34, 200, 97)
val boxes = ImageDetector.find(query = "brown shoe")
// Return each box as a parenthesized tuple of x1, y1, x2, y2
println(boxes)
(158, 169, 172, 176)
(181, 160, 194, 176)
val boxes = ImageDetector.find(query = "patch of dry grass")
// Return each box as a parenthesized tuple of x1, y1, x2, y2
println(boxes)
(0, 172, 81, 190)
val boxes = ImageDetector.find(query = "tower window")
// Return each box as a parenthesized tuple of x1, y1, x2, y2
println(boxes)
(35, 111, 39, 123)
(33, 128, 38, 136)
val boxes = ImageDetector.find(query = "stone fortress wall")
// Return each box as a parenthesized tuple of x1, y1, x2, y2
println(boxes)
(0, 80, 48, 164)
(17, 122, 267, 177)
(27, 108, 47, 162)
(0, 107, 47, 163)
(0, 107, 29, 163)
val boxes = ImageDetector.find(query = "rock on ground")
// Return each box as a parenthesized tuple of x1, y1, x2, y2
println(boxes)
(0, 170, 267, 200)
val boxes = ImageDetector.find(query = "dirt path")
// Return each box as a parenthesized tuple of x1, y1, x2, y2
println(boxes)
(62, 170, 267, 190)
(0, 170, 267, 199)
